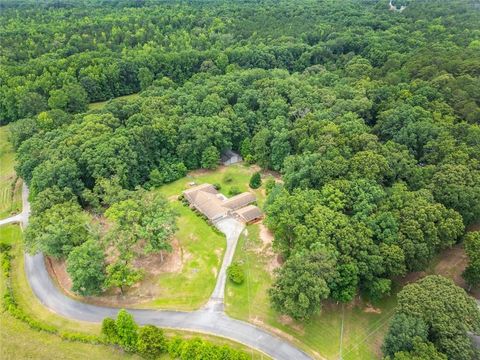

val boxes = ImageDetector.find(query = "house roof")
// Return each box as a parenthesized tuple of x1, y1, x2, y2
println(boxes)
(222, 192, 256, 210)
(193, 191, 228, 220)
(234, 205, 263, 222)
(183, 183, 217, 203)
(182, 183, 260, 222)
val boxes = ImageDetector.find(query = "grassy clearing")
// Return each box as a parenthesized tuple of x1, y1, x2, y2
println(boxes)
(0, 312, 138, 360)
(0, 126, 22, 218)
(225, 224, 397, 360)
(139, 203, 226, 310)
(157, 163, 269, 206)
(138, 164, 270, 309)
(89, 93, 140, 110)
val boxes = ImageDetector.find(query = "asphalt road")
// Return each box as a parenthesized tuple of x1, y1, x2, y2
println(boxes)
(3, 184, 312, 360)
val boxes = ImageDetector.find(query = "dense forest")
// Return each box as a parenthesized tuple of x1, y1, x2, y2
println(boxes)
(3, 0, 480, 359)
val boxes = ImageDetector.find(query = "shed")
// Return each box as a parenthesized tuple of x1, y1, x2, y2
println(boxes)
(221, 150, 242, 165)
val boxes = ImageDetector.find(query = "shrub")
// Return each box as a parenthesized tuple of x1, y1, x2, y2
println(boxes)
(137, 325, 167, 359)
(60, 332, 105, 344)
(244, 154, 255, 165)
(223, 174, 234, 183)
(227, 263, 245, 284)
(265, 178, 276, 195)
(249, 172, 261, 189)
(213, 183, 222, 191)
(228, 186, 241, 196)
(115, 309, 138, 352)
(101, 317, 118, 343)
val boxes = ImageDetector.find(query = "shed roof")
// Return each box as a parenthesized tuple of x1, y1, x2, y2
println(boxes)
(234, 205, 263, 222)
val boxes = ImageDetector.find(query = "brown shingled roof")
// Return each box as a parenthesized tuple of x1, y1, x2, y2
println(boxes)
(222, 192, 256, 210)
(234, 205, 263, 223)
(182, 183, 261, 223)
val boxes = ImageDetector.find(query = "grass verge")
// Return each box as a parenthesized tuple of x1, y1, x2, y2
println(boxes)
(0, 126, 22, 218)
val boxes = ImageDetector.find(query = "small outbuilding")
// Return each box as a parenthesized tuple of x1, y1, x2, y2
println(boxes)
(221, 150, 242, 165)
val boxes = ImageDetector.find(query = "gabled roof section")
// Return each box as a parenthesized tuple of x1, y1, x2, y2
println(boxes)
(222, 192, 256, 210)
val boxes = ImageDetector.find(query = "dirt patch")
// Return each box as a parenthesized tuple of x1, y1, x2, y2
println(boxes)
(46, 237, 189, 307)
(133, 238, 184, 274)
(363, 305, 382, 314)
(432, 245, 468, 287)
(46, 257, 73, 294)
(396, 244, 480, 299)
(257, 224, 282, 274)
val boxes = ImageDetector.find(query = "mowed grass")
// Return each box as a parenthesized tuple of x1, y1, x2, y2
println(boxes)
(225, 224, 397, 360)
(139, 164, 269, 310)
(139, 203, 226, 310)
(89, 93, 140, 110)
(157, 164, 268, 206)
(0, 126, 22, 218)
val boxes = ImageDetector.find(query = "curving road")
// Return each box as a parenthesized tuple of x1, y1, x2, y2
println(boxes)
(3, 183, 312, 360)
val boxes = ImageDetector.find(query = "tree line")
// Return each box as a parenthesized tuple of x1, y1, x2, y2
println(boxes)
(4, 0, 480, 357)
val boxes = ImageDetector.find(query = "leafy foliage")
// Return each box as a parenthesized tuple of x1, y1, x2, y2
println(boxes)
(66, 240, 106, 296)
(24, 201, 91, 259)
(385, 276, 480, 360)
(137, 325, 167, 359)
(115, 309, 138, 352)
(249, 172, 262, 189)
(227, 263, 245, 285)
(463, 231, 480, 288)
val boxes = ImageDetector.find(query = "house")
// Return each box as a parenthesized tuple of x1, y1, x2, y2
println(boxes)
(183, 183, 263, 223)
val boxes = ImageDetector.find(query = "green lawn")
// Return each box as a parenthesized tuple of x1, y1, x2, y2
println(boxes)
(142, 164, 269, 310)
(89, 93, 140, 110)
(0, 126, 22, 218)
(139, 203, 226, 310)
(157, 164, 269, 206)
(225, 224, 397, 360)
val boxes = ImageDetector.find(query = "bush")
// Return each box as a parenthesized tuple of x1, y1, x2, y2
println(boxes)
(115, 309, 138, 352)
(227, 263, 245, 284)
(244, 154, 255, 165)
(249, 172, 261, 189)
(101, 317, 118, 343)
(223, 174, 234, 183)
(137, 325, 167, 359)
(60, 332, 105, 344)
(213, 183, 222, 191)
(228, 186, 241, 196)
(265, 178, 276, 195)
